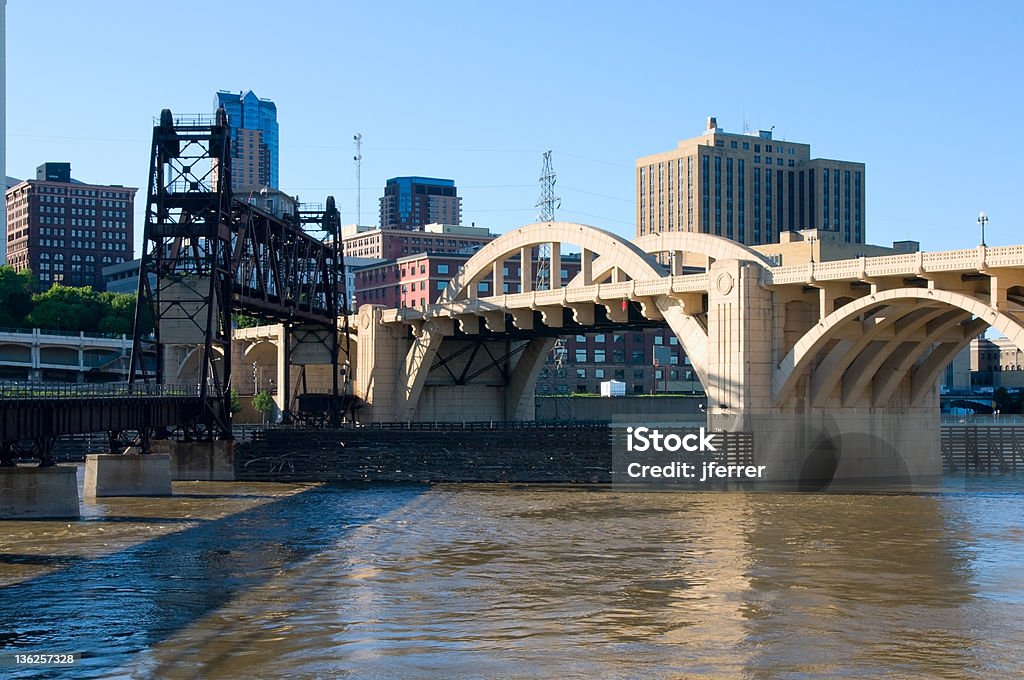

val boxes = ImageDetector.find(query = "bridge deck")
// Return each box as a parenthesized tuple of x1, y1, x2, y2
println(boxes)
(0, 383, 208, 443)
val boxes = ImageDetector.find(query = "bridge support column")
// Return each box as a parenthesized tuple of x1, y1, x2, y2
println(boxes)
(84, 454, 172, 497)
(355, 305, 406, 423)
(705, 260, 941, 490)
(506, 338, 557, 421)
(151, 440, 235, 481)
(0, 467, 79, 519)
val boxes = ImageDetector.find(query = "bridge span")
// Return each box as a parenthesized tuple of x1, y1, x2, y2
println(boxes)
(353, 221, 1024, 484)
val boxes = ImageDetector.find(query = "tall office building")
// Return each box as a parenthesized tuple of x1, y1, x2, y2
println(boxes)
(636, 117, 865, 245)
(5, 163, 136, 290)
(215, 90, 279, 191)
(379, 177, 462, 230)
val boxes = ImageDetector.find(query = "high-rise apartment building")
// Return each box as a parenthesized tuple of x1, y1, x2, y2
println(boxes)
(5, 163, 136, 290)
(636, 117, 865, 245)
(379, 177, 462, 229)
(215, 90, 279, 191)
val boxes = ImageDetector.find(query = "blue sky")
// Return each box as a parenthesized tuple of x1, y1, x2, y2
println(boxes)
(7, 1, 1023, 256)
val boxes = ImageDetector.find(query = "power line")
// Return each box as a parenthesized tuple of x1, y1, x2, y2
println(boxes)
(559, 208, 635, 226)
(281, 184, 535, 192)
(560, 185, 634, 204)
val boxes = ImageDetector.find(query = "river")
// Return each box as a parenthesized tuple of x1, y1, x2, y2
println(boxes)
(0, 470, 1022, 678)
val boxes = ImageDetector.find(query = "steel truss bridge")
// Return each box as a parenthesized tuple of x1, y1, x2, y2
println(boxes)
(0, 108, 348, 463)
(127, 108, 348, 442)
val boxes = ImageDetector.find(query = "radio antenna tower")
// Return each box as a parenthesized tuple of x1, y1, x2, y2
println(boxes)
(534, 150, 560, 290)
(353, 133, 362, 225)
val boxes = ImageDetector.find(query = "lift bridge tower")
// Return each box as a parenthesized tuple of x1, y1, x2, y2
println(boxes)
(129, 109, 346, 442)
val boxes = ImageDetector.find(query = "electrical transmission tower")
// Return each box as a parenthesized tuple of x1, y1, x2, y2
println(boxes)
(534, 150, 560, 290)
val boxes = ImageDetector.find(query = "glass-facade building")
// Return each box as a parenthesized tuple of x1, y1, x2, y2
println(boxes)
(379, 177, 462, 230)
(215, 90, 279, 191)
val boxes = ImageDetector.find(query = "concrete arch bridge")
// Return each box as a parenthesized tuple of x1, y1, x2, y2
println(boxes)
(353, 221, 1024, 484)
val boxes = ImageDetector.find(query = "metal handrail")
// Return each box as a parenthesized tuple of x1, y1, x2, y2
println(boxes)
(0, 381, 202, 399)
(941, 415, 1024, 425)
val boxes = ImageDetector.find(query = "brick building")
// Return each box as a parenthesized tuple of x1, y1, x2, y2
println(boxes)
(5, 163, 136, 290)
(342, 223, 495, 260)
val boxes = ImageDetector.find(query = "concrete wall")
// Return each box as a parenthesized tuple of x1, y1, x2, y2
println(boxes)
(536, 395, 705, 421)
(236, 425, 612, 483)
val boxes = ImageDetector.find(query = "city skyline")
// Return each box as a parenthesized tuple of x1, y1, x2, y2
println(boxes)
(5, 1, 1023, 260)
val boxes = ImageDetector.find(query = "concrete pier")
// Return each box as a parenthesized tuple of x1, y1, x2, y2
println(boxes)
(84, 454, 172, 498)
(152, 441, 236, 482)
(0, 466, 80, 519)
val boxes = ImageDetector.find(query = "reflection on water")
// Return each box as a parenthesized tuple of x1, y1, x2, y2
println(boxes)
(1, 478, 1023, 678)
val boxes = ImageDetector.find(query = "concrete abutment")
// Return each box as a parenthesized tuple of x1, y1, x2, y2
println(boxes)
(151, 440, 236, 481)
(0, 466, 80, 519)
(84, 454, 173, 498)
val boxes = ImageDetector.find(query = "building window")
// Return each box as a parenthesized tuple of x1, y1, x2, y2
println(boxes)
(437, 264, 449, 274)
(594, 349, 606, 363)
(595, 369, 605, 379)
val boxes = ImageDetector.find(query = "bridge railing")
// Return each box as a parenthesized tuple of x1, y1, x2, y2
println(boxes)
(941, 414, 1024, 425)
(0, 381, 202, 400)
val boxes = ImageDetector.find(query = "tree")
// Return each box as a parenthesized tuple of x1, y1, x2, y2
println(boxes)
(229, 388, 243, 415)
(252, 389, 275, 424)
(0, 266, 35, 328)
(233, 314, 262, 329)
(27, 285, 99, 332)
(993, 387, 1021, 414)
(97, 291, 138, 335)
(21, 284, 148, 336)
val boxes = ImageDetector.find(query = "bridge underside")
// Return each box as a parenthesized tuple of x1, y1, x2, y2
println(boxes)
(0, 394, 208, 465)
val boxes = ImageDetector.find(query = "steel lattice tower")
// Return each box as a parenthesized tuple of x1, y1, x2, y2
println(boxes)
(534, 150, 560, 290)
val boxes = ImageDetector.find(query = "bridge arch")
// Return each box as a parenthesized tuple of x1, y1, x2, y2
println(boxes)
(774, 288, 1024, 407)
(633, 232, 774, 268)
(387, 222, 718, 421)
(439, 221, 666, 302)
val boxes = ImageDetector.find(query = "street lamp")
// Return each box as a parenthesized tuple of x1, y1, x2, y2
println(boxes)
(978, 211, 988, 247)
